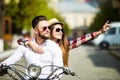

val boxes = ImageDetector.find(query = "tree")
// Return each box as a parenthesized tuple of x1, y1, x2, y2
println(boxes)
(0, 0, 5, 38)
(5, 0, 70, 35)
(88, 0, 120, 32)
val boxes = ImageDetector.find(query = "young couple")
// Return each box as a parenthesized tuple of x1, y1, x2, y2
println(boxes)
(0, 15, 110, 80)
(18, 17, 110, 67)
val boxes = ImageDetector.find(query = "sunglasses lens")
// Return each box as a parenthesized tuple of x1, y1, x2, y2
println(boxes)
(42, 26, 50, 31)
(48, 27, 51, 30)
(43, 27, 47, 31)
(56, 28, 63, 32)
(56, 28, 60, 32)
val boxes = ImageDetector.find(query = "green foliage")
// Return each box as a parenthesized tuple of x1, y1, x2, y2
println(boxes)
(5, 0, 48, 31)
(89, 0, 120, 32)
(4, 43, 10, 50)
(5, 0, 70, 35)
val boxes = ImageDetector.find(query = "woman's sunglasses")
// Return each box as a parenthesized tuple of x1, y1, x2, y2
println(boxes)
(55, 28, 63, 32)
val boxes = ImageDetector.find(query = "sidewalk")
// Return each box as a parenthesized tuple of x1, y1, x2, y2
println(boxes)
(109, 49, 120, 58)
(0, 48, 16, 62)
(0, 35, 21, 62)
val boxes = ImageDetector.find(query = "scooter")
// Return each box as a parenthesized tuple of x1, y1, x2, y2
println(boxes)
(0, 63, 80, 80)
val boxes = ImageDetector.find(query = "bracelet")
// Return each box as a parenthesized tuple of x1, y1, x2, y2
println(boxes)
(24, 38, 32, 47)
(24, 41, 29, 47)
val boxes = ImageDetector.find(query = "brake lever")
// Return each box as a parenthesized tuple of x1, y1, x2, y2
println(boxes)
(63, 67, 80, 79)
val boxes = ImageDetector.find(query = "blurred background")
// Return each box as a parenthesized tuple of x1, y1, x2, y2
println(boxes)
(0, 0, 120, 51)
(0, 0, 120, 80)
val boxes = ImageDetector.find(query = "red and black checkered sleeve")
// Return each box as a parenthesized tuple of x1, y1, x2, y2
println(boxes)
(17, 38, 31, 47)
(69, 32, 97, 49)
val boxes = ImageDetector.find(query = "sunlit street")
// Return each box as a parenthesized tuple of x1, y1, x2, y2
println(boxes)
(0, 0, 120, 80)
(0, 45, 120, 80)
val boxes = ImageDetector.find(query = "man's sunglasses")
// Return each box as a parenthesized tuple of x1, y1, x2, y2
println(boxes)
(55, 28, 63, 32)
(41, 26, 51, 31)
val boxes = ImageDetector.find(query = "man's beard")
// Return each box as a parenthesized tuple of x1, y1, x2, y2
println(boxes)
(38, 32, 49, 39)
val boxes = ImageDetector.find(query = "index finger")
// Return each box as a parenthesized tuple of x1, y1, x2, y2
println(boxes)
(105, 20, 109, 24)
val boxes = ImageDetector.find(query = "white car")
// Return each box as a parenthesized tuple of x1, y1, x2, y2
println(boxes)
(92, 22, 120, 49)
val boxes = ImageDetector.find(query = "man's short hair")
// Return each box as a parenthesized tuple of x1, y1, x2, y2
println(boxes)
(32, 15, 47, 28)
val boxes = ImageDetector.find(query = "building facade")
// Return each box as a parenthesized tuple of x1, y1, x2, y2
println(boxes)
(49, 0, 99, 39)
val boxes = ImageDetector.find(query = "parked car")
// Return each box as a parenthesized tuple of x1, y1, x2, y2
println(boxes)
(92, 22, 120, 49)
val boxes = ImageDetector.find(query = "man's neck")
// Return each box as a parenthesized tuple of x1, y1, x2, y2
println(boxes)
(35, 37, 46, 45)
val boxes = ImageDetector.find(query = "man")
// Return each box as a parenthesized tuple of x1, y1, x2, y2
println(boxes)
(0, 15, 63, 79)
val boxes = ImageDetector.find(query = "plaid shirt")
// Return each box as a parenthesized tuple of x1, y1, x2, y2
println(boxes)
(17, 32, 97, 49)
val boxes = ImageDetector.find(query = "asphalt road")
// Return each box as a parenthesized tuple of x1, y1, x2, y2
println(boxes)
(0, 45, 120, 80)
(62, 45, 120, 80)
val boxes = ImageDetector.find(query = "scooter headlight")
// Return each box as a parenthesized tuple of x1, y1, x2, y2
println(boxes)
(28, 64, 41, 78)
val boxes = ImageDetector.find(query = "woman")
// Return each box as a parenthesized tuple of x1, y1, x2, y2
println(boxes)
(17, 18, 110, 66)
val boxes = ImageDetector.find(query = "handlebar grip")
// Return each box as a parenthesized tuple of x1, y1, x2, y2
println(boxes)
(70, 72, 76, 76)
(0, 64, 8, 74)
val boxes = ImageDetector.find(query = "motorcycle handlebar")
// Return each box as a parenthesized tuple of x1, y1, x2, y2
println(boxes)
(63, 67, 80, 78)
(0, 64, 80, 80)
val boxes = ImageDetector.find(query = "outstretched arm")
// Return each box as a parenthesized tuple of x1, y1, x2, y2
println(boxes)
(69, 20, 110, 49)
(94, 20, 110, 36)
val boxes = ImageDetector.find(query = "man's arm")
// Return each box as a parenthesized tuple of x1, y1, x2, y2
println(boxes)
(0, 46, 25, 65)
